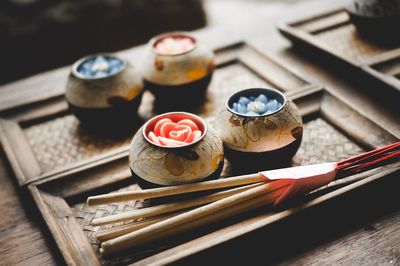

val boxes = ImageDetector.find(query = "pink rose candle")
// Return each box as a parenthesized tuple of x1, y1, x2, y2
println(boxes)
(145, 114, 204, 147)
(141, 32, 215, 112)
(154, 35, 196, 55)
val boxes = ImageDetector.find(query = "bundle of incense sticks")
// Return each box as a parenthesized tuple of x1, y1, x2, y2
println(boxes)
(87, 141, 400, 256)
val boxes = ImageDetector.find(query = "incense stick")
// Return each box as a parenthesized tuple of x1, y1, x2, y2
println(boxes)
(87, 173, 264, 206)
(100, 180, 289, 255)
(96, 212, 180, 242)
(337, 142, 400, 178)
(91, 183, 262, 226)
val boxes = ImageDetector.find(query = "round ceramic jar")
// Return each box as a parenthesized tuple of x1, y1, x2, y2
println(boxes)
(214, 88, 303, 170)
(65, 54, 143, 128)
(141, 32, 215, 111)
(129, 112, 224, 187)
(346, 0, 400, 43)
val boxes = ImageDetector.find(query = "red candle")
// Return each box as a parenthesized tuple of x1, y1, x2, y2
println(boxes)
(147, 117, 202, 147)
(154, 35, 196, 55)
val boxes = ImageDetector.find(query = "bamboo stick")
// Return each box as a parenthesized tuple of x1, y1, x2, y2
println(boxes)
(100, 180, 289, 255)
(87, 173, 264, 206)
(96, 212, 179, 242)
(91, 183, 262, 226)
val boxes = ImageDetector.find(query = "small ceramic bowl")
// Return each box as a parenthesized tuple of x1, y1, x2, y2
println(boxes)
(346, 0, 400, 44)
(214, 88, 303, 170)
(129, 112, 224, 187)
(141, 32, 215, 111)
(65, 54, 143, 128)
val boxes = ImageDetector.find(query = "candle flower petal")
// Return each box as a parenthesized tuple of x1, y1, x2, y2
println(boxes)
(148, 116, 203, 147)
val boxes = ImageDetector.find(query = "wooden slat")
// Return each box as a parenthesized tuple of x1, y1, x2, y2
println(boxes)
(29, 185, 100, 266)
(285, 84, 324, 118)
(320, 94, 399, 148)
(0, 119, 42, 185)
(292, 9, 349, 34)
(41, 155, 132, 199)
(238, 46, 307, 91)
(278, 5, 400, 95)
(0, 156, 58, 265)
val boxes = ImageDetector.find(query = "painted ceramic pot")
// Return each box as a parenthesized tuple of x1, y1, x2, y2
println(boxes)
(214, 88, 303, 170)
(65, 54, 143, 128)
(346, 0, 400, 43)
(141, 32, 215, 111)
(129, 112, 224, 187)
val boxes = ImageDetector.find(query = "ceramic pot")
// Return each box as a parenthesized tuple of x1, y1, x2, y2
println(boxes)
(65, 54, 143, 128)
(346, 0, 400, 43)
(141, 32, 215, 111)
(214, 88, 303, 171)
(129, 112, 224, 187)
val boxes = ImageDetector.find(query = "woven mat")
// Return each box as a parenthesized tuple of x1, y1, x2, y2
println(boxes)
(303, 11, 397, 63)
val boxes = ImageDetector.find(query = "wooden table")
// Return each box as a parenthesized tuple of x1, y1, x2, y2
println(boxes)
(1, 0, 399, 265)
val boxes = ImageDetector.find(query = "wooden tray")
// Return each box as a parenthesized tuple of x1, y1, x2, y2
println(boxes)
(0, 42, 311, 187)
(278, 7, 400, 95)
(2, 39, 399, 265)
(27, 86, 399, 265)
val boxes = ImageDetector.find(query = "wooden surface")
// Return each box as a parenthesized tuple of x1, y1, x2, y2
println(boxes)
(278, 7, 400, 96)
(0, 0, 399, 265)
(0, 155, 62, 265)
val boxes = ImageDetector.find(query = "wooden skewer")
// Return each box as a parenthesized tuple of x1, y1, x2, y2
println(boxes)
(132, 186, 286, 247)
(91, 183, 262, 226)
(100, 180, 290, 255)
(96, 212, 180, 242)
(87, 173, 264, 206)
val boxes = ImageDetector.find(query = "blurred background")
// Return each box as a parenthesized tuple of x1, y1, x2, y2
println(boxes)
(0, 0, 304, 85)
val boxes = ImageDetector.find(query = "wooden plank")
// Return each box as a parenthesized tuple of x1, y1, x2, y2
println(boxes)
(41, 155, 131, 199)
(320, 94, 399, 148)
(0, 156, 58, 265)
(278, 6, 400, 95)
(0, 119, 42, 185)
(278, 22, 357, 66)
(363, 48, 400, 66)
(0, 67, 70, 113)
(29, 185, 100, 266)
(292, 9, 349, 34)
(14, 97, 68, 126)
(238, 46, 308, 91)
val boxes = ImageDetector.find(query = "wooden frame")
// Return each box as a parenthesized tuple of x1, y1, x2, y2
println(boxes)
(278, 7, 400, 95)
(0, 42, 313, 186)
(27, 86, 399, 265)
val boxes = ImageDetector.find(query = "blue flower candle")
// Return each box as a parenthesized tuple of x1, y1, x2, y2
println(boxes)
(65, 54, 143, 129)
(232, 94, 283, 116)
(76, 55, 125, 79)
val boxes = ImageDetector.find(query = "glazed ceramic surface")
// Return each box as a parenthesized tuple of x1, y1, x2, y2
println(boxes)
(141, 32, 214, 86)
(66, 54, 143, 109)
(129, 112, 224, 186)
(215, 88, 303, 153)
(347, 0, 400, 17)
(346, 0, 400, 43)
